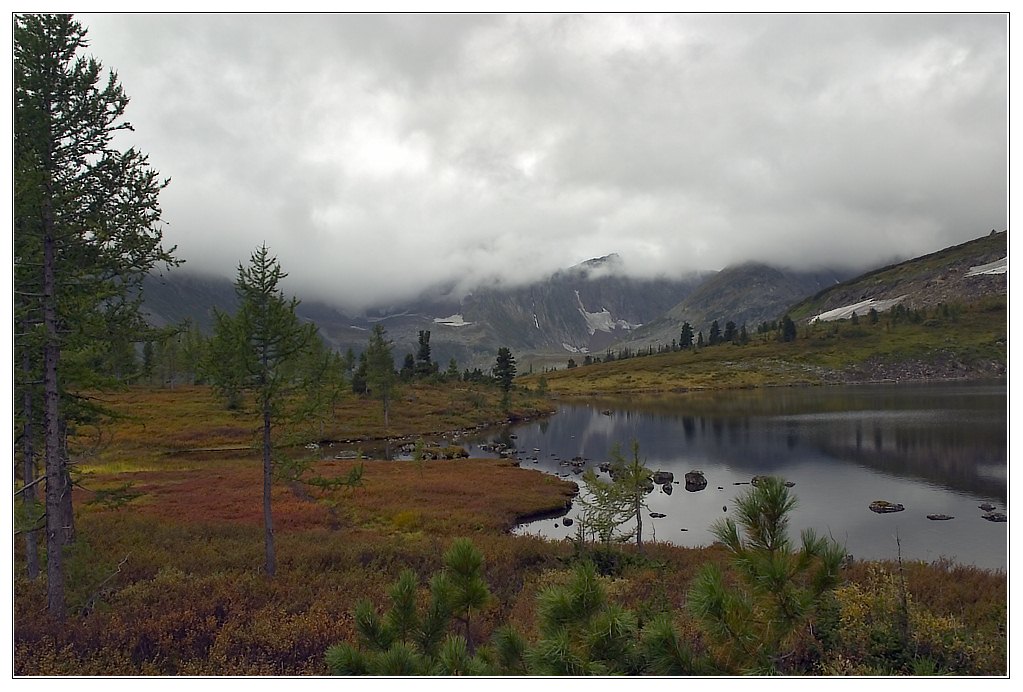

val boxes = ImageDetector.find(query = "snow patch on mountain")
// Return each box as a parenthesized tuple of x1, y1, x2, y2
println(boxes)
(574, 290, 641, 335)
(562, 342, 589, 353)
(966, 257, 1007, 276)
(434, 314, 472, 327)
(810, 296, 908, 323)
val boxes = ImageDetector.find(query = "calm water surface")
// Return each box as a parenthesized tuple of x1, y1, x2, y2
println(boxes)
(470, 382, 1007, 570)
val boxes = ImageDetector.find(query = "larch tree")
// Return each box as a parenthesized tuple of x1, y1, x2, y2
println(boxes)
(365, 324, 397, 429)
(210, 244, 317, 577)
(577, 441, 652, 554)
(14, 13, 179, 618)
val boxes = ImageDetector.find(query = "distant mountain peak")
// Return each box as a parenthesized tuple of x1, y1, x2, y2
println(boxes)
(580, 252, 622, 267)
(566, 253, 625, 279)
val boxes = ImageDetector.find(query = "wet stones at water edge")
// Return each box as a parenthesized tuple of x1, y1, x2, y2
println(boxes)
(869, 500, 906, 513)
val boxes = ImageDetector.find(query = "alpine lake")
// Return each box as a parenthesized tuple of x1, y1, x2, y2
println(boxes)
(466, 381, 1008, 571)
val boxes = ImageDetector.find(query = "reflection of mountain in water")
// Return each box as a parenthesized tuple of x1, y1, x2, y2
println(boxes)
(513, 382, 1006, 502)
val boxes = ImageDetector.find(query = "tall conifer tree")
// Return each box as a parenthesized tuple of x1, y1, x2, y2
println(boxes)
(210, 245, 316, 577)
(14, 14, 178, 617)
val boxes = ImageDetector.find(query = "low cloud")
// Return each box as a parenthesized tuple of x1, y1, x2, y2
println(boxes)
(79, 13, 1007, 312)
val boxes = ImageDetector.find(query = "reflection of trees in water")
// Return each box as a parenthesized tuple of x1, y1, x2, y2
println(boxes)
(682, 416, 695, 440)
(583, 382, 1005, 421)
(817, 424, 1006, 503)
(489, 384, 1004, 506)
(553, 391, 1004, 502)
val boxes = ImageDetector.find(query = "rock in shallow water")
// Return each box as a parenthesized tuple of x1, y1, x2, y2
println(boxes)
(685, 470, 708, 492)
(869, 500, 905, 514)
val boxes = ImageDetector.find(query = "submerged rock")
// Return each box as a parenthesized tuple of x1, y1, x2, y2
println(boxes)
(982, 512, 1007, 523)
(926, 514, 955, 521)
(979, 503, 997, 512)
(869, 500, 906, 514)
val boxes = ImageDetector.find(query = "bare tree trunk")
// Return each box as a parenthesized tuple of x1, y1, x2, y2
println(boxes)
(42, 199, 65, 619)
(263, 400, 275, 578)
(21, 332, 40, 581)
(59, 417, 75, 545)
(635, 493, 644, 555)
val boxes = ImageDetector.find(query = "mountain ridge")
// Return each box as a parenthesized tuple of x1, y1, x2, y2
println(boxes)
(139, 232, 1006, 369)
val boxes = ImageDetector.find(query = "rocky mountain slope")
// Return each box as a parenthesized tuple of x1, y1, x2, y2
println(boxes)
(786, 231, 1007, 323)
(458, 255, 707, 357)
(619, 262, 849, 349)
(140, 255, 705, 368)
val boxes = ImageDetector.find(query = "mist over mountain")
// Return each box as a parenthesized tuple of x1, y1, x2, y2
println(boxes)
(82, 14, 1007, 315)
(142, 254, 707, 368)
(141, 230, 1005, 370)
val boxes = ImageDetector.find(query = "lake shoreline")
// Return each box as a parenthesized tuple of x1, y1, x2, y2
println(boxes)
(501, 380, 1007, 571)
(541, 371, 1008, 399)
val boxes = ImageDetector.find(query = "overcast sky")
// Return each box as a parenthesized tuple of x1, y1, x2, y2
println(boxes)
(76, 13, 1007, 312)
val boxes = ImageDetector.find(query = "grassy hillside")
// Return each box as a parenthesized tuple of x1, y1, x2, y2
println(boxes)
(522, 297, 1006, 396)
(788, 231, 1007, 322)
